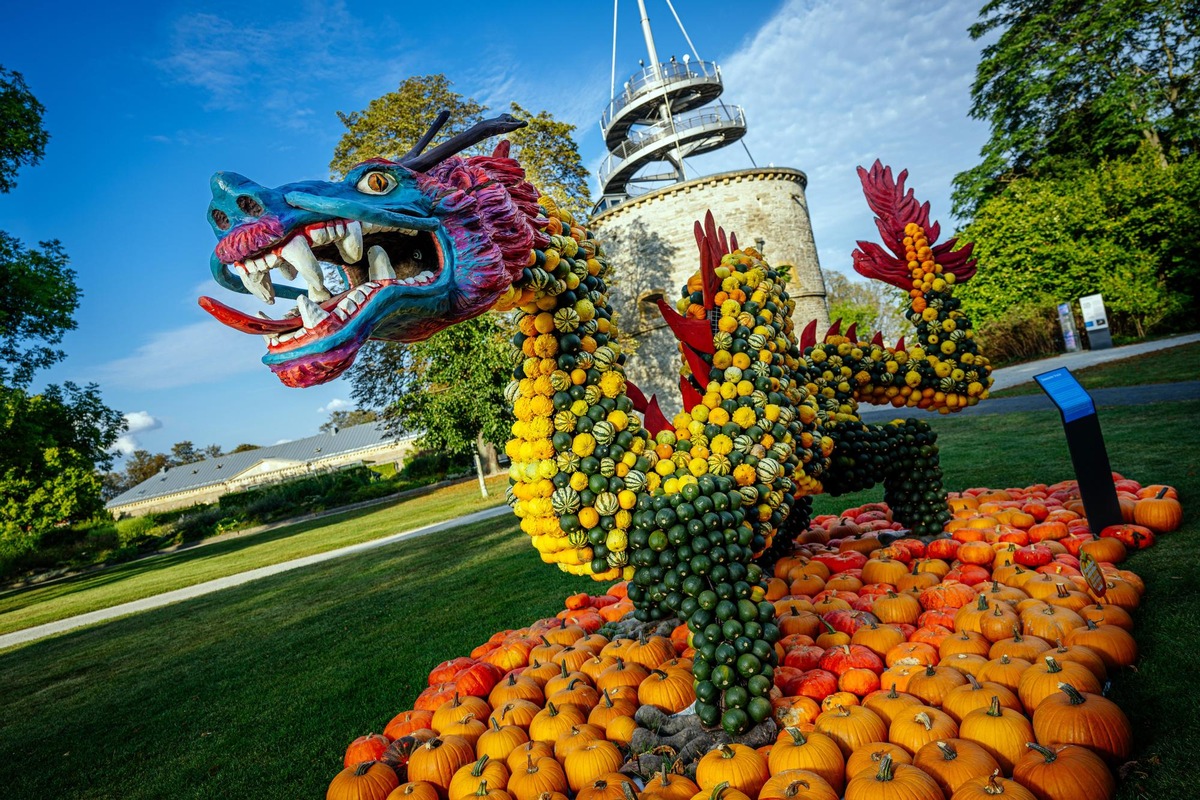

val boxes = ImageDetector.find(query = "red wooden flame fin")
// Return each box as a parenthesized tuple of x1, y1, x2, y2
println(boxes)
(681, 345, 711, 390)
(871, 330, 884, 347)
(679, 376, 705, 411)
(643, 395, 672, 436)
(896, 335, 905, 351)
(656, 297, 715, 354)
(844, 322, 858, 343)
(625, 379, 649, 412)
(825, 318, 842, 341)
(800, 319, 818, 350)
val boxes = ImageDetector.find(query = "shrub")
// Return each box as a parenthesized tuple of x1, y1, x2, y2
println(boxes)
(975, 304, 1063, 365)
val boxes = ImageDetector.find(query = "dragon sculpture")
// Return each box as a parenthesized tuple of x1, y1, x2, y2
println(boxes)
(200, 112, 991, 733)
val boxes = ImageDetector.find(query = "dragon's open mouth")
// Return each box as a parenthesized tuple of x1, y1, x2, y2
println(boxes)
(199, 217, 445, 352)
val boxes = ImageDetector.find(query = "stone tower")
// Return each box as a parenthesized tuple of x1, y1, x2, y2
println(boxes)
(588, 0, 828, 414)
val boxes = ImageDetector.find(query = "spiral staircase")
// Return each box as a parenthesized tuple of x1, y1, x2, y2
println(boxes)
(594, 2, 749, 213)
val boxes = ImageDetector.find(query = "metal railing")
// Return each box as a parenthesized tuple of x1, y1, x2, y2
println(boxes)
(599, 105, 746, 189)
(601, 60, 722, 132)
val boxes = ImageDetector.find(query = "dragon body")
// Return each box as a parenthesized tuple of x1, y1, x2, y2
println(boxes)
(201, 115, 991, 733)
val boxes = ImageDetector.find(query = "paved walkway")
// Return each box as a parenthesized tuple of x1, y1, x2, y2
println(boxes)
(4, 335, 1196, 651)
(0, 504, 510, 651)
(986, 332, 1199, 391)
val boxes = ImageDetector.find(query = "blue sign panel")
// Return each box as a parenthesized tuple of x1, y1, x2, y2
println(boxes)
(1034, 368, 1095, 423)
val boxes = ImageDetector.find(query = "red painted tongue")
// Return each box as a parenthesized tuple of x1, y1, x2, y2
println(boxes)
(198, 296, 304, 334)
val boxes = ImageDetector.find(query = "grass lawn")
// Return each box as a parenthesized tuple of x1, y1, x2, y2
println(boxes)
(992, 340, 1199, 397)
(0, 401, 1195, 799)
(0, 475, 508, 636)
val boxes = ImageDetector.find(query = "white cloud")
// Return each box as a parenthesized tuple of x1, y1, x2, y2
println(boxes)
(318, 398, 350, 414)
(111, 411, 164, 455)
(93, 320, 268, 390)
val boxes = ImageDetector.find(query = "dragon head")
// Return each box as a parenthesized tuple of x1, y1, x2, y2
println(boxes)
(199, 113, 546, 387)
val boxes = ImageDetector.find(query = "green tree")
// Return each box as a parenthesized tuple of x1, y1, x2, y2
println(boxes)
(953, 0, 1199, 216)
(230, 443, 261, 454)
(506, 102, 592, 218)
(957, 144, 1200, 338)
(0, 64, 127, 563)
(1, 383, 124, 563)
(320, 408, 378, 433)
(823, 270, 908, 343)
(351, 316, 513, 470)
(335, 75, 591, 468)
(0, 67, 48, 194)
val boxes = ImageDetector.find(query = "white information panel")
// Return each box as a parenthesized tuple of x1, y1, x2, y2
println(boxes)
(1079, 293, 1108, 330)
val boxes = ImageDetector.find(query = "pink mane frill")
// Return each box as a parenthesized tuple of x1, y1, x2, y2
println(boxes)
(416, 148, 546, 318)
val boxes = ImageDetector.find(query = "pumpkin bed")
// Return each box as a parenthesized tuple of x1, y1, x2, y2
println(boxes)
(329, 476, 1177, 800)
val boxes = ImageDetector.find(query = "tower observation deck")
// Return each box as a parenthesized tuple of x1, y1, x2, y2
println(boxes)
(595, 1, 748, 212)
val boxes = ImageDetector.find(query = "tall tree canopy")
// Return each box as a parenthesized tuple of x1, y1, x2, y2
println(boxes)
(0, 67, 48, 194)
(0, 64, 126, 563)
(335, 75, 592, 465)
(953, 0, 1199, 216)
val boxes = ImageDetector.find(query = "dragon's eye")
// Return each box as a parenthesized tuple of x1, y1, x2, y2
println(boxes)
(357, 171, 396, 195)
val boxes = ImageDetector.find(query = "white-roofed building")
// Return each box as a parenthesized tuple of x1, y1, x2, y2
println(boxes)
(106, 422, 419, 517)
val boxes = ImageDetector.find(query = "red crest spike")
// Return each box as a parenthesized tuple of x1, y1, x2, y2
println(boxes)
(491, 140, 511, 158)
(871, 330, 884, 347)
(679, 376, 705, 410)
(625, 379, 649, 412)
(729, 232, 739, 252)
(642, 395, 672, 435)
(800, 319, 818, 350)
(681, 345, 712, 390)
(896, 335, 906, 351)
(825, 318, 842, 341)
(656, 297, 716, 354)
(717, 225, 729, 256)
(844, 322, 858, 343)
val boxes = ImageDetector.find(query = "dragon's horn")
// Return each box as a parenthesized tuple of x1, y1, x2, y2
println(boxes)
(403, 114, 527, 172)
(871, 330, 884, 347)
(826, 319, 842, 341)
(401, 110, 452, 161)
(642, 395, 672, 436)
(678, 376, 705, 411)
(729, 232, 739, 252)
(844, 322, 858, 343)
(896, 335, 906, 351)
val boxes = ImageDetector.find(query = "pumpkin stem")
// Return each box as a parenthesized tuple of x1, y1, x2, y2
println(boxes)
(546, 701, 559, 716)
(977, 594, 989, 611)
(353, 762, 376, 776)
(986, 696, 1003, 717)
(886, 684, 899, 698)
(784, 726, 808, 745)
(783, 780, 811, 798)
(967, 674, 982, 690)
(1044, 656, 1062, 673)
(1056, 682, 1087, 704)
(559, 662, 570, 678)
(710, 782, 732, 800)
(1025, 742, 1058, 762)
(719, 744, 736, 759)
(915, 711, 933, 730)
(475, 781, 490, 797)
(426, 737, 444, 749)
(1055, 584, 1070, 598)
(621, 782, 639, 800)
(1156, 487, 1170, 499)
(507, 674, 519, 686)
(1011, 627, 1022, 641)
(924, 664, 937, 677)
(567, 677, 583, 690)
(874, 753, 895, 782)
(471, 755, 490, 776)
(999, 654, 1012, 665)
(489, 718, 501, 732)
(935, 740, 957, 760)
(1085, 618, 1100, 630)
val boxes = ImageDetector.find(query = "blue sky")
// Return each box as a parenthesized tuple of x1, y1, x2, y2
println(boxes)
(0, 0, 990, 459)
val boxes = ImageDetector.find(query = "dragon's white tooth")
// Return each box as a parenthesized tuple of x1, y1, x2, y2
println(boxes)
(262, 334, 273, 346)
(309, 227, 329, 246)
(240, 270, 274, 304)
(334, 222, 346, 237)
(333, 308, 348, 321)
(256, 311, 271, 319)
(398, 228, 418, 236)
(264, 252, 280, 267)
(297, 294, 330, 329)
(336, 220, 364, 263)
(350, 289, 367, 304)
(338, 297, 358, 315)
(280, 235, 330, 302)
(367, 245, 396, 281)
(277, 261, 298, 280)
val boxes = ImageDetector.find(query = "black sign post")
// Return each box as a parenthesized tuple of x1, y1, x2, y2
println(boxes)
(1034, 368, 1123, 532)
